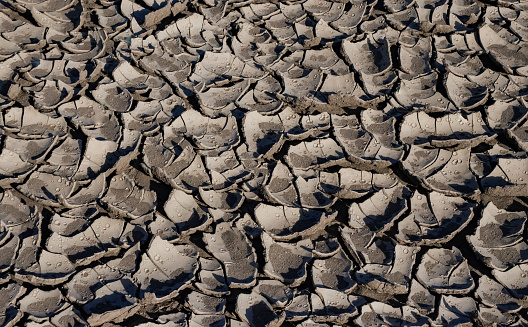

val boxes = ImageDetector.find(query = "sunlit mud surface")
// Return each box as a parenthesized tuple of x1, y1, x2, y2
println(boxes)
(0, 0, 528, 326)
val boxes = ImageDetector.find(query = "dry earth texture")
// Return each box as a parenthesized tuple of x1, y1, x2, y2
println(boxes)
(0, 0, 527, 326)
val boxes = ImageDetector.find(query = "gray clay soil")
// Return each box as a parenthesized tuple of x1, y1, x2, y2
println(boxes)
(0, 0, 527, 326)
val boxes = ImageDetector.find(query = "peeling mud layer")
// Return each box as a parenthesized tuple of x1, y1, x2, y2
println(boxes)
(1, 0, 528, 326)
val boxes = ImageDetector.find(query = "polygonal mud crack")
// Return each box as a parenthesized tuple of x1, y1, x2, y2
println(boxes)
(0, 0, 527, 326)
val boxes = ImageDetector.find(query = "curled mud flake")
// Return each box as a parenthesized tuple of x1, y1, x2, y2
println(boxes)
(332, 113, 399, 167)
(64, 262, 126, 305)
(279, 2, 306, 22)
(255, 204, 336, 241)
(19, 288, 66, 319)
(396, 191, 476, 245)
(0, 283, 25, 327)
(205, 150, 251, 190)
(149, 212, 180, 242)
(198, 80, 250, 116)
(343, 218, 418, 295)
(314, 19, 346, 43)
(303, 0, 332, 16)
(262, 232, 312, 287)
(446, 54, 486, 78)
(349, 184, 410, 234)
(64, 172, 106, 207)
(264, 161, 298, 206)
(16, 106, 67, 139)
(286, 138, 346, 170)
(402, 146, 449, 178)
(296, 175, 337, 209)
(494, 263, 528, 301)
(280, 68, 323, 101)
(46, 226, 107, 266)
(134, 236, 198, 303)
(189, 313, 226, 327)
(102, 172, 157, 220)
(510, 119, 528, 152)
(0, 236, 19, 275)
(235, 213, 262, 239)
(164, 188, 212, 235)
(16, 249, 75, 286)
(243, 110, 284, 159)
(198, 187, 245, 212)
(355, 301, 430, 327)
(61, 30, 107, 61)
(203, 222, 257, 288)
(312, 237, 340, 258)
(254, 75, 282, 101)
(254, 279, 293, 308)
(142, 134, 195, 186)
(313, 2, 346, 23)
(73, 137, 119, 182)
(357, 242, 420, 295)
(400, 111, 495, 149)
(445, 72, 488, 110)
(177, 12, 209, 47)
(312, 248, 356, 293)
(395, 72, 455, 112)
(50, 304, 88, 327)
(64, 267, 101, 304)
(311, 288, 364, 324)
(477, 306, 523, 327)
(404, 146, 480, 196)
(342, 35, 392, 76)
(399, 37, 433, 77)
(362, 109, 402, 149)
(480, 156, 528, 196)
(90, 216, 127, 251)
(187, 291, 226, 315)
(84, 278, 140, 326)
(0, 189, 36, 234)
(407, 279, 435, 314)
(479, 24, 528, 74)
(302, 48, 340, 70)
(476, 275, 521, 312)
(333, 168, 398, 199)
(236, 291, 285, 327)
(126, 100, 163, 127)
(113, 61, 149, 90)
(193, 51, 264, 87)
(468, 202, 528, 271)
(45, 137, 82, 179)
(28, 80, 75, 110)
(301, 112, 332, 134)
(238, 90, 283, 115)
(92, 82, 133, 113)
(196, 257, 228, 296)
(284, 290, 311, 322)
(178, 109, 240, 153)
(3, 136, 57, 165)
(61, 205, 98, 219)
(16, 170, 74, 206)
(435, 296, 477, 326)
(416, 247, 475, 295)
(266, 14, 296, 42)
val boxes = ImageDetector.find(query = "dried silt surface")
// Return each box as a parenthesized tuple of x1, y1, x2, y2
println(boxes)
(0, 0, 528, 326)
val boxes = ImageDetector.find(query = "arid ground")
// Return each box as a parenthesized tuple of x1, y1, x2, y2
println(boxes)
(0, 0, 528, 326)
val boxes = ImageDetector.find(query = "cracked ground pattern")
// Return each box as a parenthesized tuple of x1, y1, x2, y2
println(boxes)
(0, 0, 528, 326)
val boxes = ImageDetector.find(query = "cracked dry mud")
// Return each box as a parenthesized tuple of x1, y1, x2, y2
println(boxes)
(0, 0, 527, 326)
